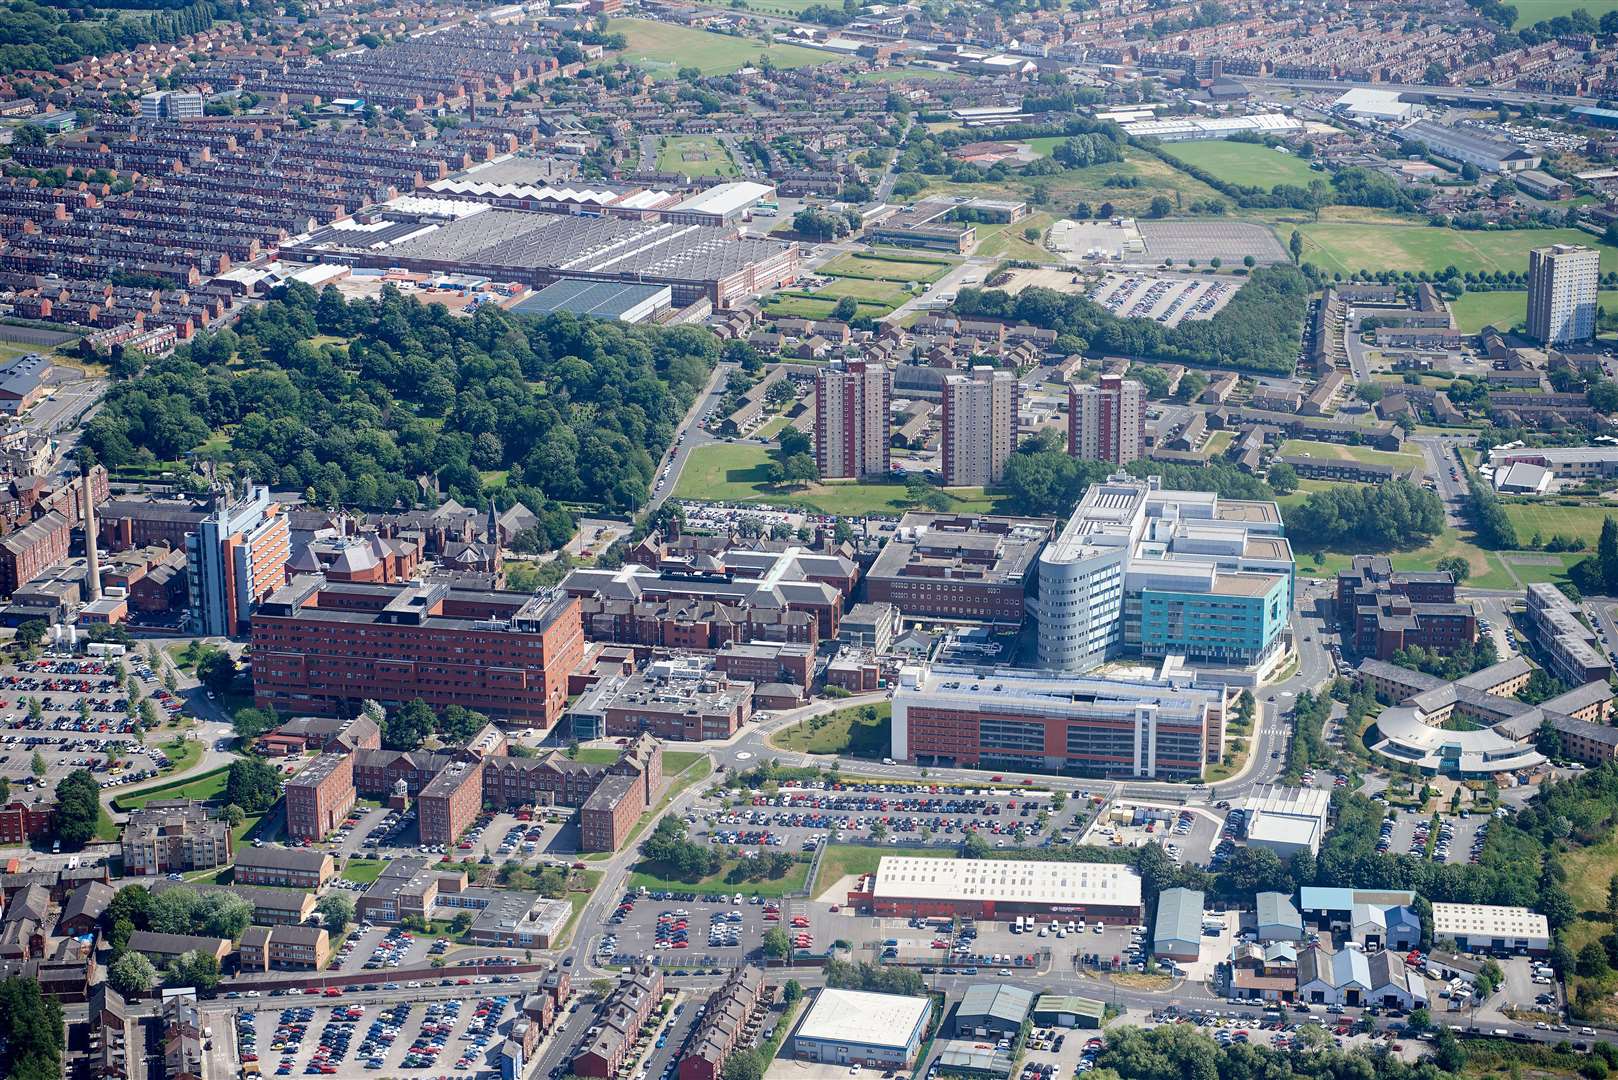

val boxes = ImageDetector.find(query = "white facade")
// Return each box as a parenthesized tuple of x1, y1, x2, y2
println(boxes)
(1527, 244, 1598, 346)
(1431, 903, 1551, 954)
(1068, 376, 1142, 466)
(942, 366, 1018, 486)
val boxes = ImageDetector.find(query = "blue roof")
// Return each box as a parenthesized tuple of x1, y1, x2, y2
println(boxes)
(1574, 106, 1618, 119)
(1298, 886, 1415, 911)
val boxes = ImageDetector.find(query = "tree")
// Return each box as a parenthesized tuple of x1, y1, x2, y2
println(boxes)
(165, 950, 221, 996)
(1579, 941, 1611, 978)
(1436, 556, 1470, 583)
(783, 979, 802, 1003)
(1289, 230, 1304, 263)
(232, 707, 277, 740)
(13, 619, 46, 652)
(1268, 462, 1298, 495)
(1601, 516, 1618, 594)
(762, 927, 791, 958)
(451, 911, 475, 935)
(224, 758, 283, 814)
(53, 769, 100, 849)
(0, 975, 65, 1080)
(590, 978, 614, 998)
(30, 751, 45, 779)
(107, 951, 159, 996)
(1406, 1007, 1431, 1033)
(830, 297, 858, 322)
(722, 1050, 764, 1080)
(194, 648, 238, 696)
(316, 894, 354, 935)
(1147, 195, 1172, 218)
(383, 699, 435, 751)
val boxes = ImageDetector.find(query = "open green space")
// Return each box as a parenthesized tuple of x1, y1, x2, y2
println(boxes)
(112, 763, 232, 812)
(855, 66, 966, 84)
(571, 747, 622, 765)
(1559, 824, 1618, 1022)
(1160, 140, 1320, 189)
(921, 148, 1226, 220)
(761, 294, 894, 320)
(817, 253, 954, 283)
(629, 855, 811, 898)
(342, 859, 388, 884)
(771, 702, 891, 757)
(671, 442, 1002, 515)
(608, 19, 836, 76)
(655, 135, 738, 179)
(757, 415, 790, 440)
(1275, 438, 1426, 471)
(813, 844, 948, 895)
(1502, 501, 1618, 548)
(1287, 223, 1618, 278)
(1510, 0, 1618, 24)
(973, 212, 1054, 262)
(662, 751, 706, 774)
(156, 736, 201, 776)
(557, 869, 603, 947)
(810, 278, 913, 305)
(1451, 289, 1618, 334)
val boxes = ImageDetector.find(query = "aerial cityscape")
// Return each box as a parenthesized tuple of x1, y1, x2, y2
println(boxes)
(8, 2, 1618, 1080)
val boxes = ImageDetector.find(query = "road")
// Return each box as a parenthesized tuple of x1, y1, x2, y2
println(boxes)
(646, 361, 733, 513)
(882, 255, 997, 325)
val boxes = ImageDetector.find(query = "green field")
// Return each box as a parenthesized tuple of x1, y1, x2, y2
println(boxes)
(112, 763, 232, 812)
(761, 294, 895, 320)
(811, 278, 913, 305)
(973, 212, 1055, 262)
(1502, 502, 1618, 547)
(771, 703, 891, 757)
(342, 859, 388, 884)
(1161, 140, 1320, 189)
(921, 147, 1227, 220)
(817, 253, 954, 283)
(671, 442, 1002, 515)
(1276, 438, 1427, 471)
(629, 856, 811, 898)
(655, 135, 737, 178)
(608, 18, 836, 76)
(813, 844, 948, 896)
(1289, 224, 1618, 278)
(1510, 0, 1618, 24)
(1450, 289, 1618, 334)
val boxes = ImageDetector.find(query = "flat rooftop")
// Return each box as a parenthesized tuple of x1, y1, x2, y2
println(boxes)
(1431, 903, 1550, 939)
(872, 855, 1142, 909)
(795, 988, 932, 1050)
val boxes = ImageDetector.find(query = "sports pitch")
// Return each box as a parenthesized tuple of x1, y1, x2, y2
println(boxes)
(608, 18, 835, 76)
(1288, 224, 1618, 277)
(1502, 502, 1618, 548)
(656, 135, 738, 178)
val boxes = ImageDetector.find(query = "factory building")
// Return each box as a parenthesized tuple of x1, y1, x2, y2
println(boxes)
(847, 855, 1144, 924)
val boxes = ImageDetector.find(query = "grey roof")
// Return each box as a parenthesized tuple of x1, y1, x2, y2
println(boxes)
(511, 279, 669, 319)
(958, 983, 1036, 1026)
(60, 880, 115, 926)
(1256, 891, 1302, 930)
(235, 846, 332, 873)
(1154, 887, 1204, 948)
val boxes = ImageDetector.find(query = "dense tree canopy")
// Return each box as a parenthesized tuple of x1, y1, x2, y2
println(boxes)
(1286, 479, 1444, 550)
(0, 976, 64, 1080)
(84, 283, 718, 547)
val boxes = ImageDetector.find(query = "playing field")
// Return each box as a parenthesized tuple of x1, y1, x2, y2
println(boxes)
(761, 293, 895, 319)
(1276, 438, 1427, 472)
(816, 253, 954, 283)
(1510, 0, 1618, 24)
(608, 18, 835, 75)
(655, 135, 737, 178)
(1288, 223, 1618, 278)
(1449, 289, 1618, 334)
(1502, 502, 1618, 548)
(1161, 140, 1319, 189)
(672, 443, 1001, 516)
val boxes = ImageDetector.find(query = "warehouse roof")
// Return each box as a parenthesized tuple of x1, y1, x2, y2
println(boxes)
(511, 279, 669, 320)
(1431, 903, 1549, 941)
(1033, 994, 1104, 1020)
(1154, 887, 1204, 948)
(1256, 892, 1302, 930)
(958, 983, 1035, 1026)
(872, 856, 1142, 909)
(669, 181, 773, 217)
(796, 988, 931, 1050)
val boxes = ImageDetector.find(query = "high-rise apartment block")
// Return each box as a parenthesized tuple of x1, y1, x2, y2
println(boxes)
(1527, 244, 1598, 346)
(186, 482, 291, 636)
(942, 366, 1019, 486)
(815, 360, 890, 479)
(1068, 376, 1143, 466)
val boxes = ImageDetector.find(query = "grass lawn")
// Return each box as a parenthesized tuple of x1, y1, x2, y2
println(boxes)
(572, 747, 622, 765)
(770, 702, 891, 757)
(1161, 141, 1319, 189)
(155, 736, 201, 775)
(817, 253, 954, 283)
(112, 763, 232, 812)
(1287, 223, 1618, 278)
(628, 856, 811, 898)
(95, 806, 120, 843)
(1511, 0, 1618, 23)
(855, 66, 966, 83)
(342, 858, 388, 884)
(810, 278, 913, 305)
(1203, 430, 1234, 456)
(1501, 501, 1618, 547)
(973, 213, 1054, 262)
(923, 148, 1225, 221)
(655, 135, 738, 179)
(757, 415, 790, 440)
(1276, 438, 1426, 471)
(608, 19, 836, 76)
(671, 442, 1004, 516)
(813, 844, 948, 894)
(761, 293, 894, 320)
(663, 751, 707, 774)
(1451, 289, 1618, 334)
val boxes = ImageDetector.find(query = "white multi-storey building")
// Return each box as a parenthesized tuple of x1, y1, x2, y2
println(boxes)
(942, 366, 1018, 486)
(1527, 243, 1598, 346)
